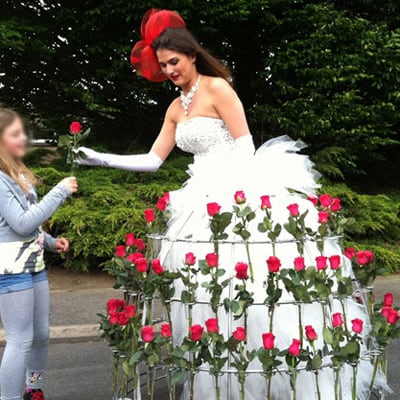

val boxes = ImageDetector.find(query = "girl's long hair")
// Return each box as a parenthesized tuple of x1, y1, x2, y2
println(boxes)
(152, 28, 232, 84)
(0, 108, 37, 191)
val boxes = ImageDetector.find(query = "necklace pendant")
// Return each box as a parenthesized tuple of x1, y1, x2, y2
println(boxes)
(180, 75, 201, 116)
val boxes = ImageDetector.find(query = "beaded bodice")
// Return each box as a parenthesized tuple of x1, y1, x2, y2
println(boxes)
(175, 117, 235, 158)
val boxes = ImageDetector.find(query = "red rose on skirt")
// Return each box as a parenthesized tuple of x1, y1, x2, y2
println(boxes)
(69, 121, 82, 134)
(330, 198, 341, 212)
(141, 325, 155, 342)
(234, 190, 246, 204)
(185, 252, 196, 266)
(294, 257, 305, 271)
(288, 339, 301, 356)
(262, 332, 275, 350)
(332, 313, 344, 328)
(383, 292, 394, 308)
(189, 325, 204, 341)
(161, 323, 172, 338)
(305, 325, 317, 341)
(125, 233, 135, 246)
(206, 253, 218, 268)
(235, 262, 249, 280)
(115, 245, 126, 258)
(151, 259, 164, 275)
(318, 211, 329, 224)
(125, 305, 136, 319)
(144, 208, 155, 223)
(307, 196, 318, 206)
(233, 327, 246, 342)
(267, 256, 281, 273)
(207, 202, 221, 216)
(329, 255, 341, 270)
(205, 318, 219, 334)
(319, 194, 332, 208)
(351, 318, 363, 334)
(135, 257, 148, 273)
(287, 203, 300, 217)
(316, 256, 327, 270)
(344, 247, 355, 260)
(260, 195, 272, 210)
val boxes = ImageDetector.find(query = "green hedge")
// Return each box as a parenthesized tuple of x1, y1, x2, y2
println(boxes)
(31, 151, 400, 272)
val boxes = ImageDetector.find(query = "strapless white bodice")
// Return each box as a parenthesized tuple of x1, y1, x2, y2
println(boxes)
(175, 117, 235, 159)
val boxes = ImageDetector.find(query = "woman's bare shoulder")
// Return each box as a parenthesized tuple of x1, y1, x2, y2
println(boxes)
(165, 97, 182, 123)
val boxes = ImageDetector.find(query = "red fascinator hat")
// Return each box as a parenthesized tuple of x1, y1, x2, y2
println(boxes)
(130, 9, 186, 82)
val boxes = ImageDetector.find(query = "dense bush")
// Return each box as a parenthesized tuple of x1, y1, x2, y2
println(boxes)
(32, 150, 400, 272)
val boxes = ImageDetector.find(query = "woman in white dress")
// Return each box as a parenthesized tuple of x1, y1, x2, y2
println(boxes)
(78, 9, 382, 400)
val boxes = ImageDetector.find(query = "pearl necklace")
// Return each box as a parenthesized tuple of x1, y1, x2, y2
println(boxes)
(180, 75, 201, 116)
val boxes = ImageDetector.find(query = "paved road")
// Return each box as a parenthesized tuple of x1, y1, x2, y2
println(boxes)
(38, 340, 399, 400)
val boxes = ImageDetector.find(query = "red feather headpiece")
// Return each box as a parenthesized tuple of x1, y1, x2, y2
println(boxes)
(130, 9, 186, 82)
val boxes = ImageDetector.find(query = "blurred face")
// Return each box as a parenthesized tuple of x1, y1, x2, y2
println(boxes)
(156, 49, 197, 88)
(0, 118, 28, 159)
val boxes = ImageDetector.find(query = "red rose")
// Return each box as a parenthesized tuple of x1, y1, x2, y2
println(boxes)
(115, 245, 126, 258)
(316, 256, 327, 271)
(125, 305, 137, 319)
(288, 338, 301, 356)
(109, 312, 119, 325)
(107, 298, 125, 314)
(262, 332, 275, 350)
(381, 306, 391, 319)
(344, 247, 356, 260)
(305, 325, 317, 341)
(133, 238, 146, 251)
(318, 211, 329, 224)
(235, 262, 249, 280)
(383, 293, 394, 308)
(294, 257, 305, 271)
(233, 327, 246, 342)
(110, 311, 128, 326)
(163, 192, 170, 203)
(330, 198, 341, 212)
(365, 250, 374, 263)
(234, 190, 246, 204)
(151, 258, 164, 275)
(387, 309, 399, 325)
(189, 324, 204, 341)
(161, 323, 172, 338)
(307, 196, 318, 206)
(329, 255, 341, 270)
(207, 202, 221, 216)
(332, 312, 344, 328)
(141, 325, 155, 342)
(267, 256, 281, 273)
(356, 251, 371, 265)
(156, 196, 168, 211)
(260, 195, 272, 210)
(125, 233, 135, 246)
(351, 318, 363, 334)
(144, 208, 155, 223)
(126, 252, 143, 264)
(185, 252, 196, 266)
(319, 194, 332, 208)
(135, 257, 148, 273)
(206, 253, 218, 268)
(69, 121, 82, 134)
(205, 318, 219, 334)
(287, 203, 300, 217)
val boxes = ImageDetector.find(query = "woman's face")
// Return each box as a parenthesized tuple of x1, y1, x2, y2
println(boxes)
(0, 118, 28, 159)
(156, 49, 196, 87)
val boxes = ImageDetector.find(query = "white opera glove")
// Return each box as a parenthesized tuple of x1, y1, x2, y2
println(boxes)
(234, 134, 255, 156)
(76, 147, 163, 172)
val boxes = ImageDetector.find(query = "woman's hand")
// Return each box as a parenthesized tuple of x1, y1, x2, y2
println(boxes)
(75, 147, 105, 166)
(61, 177, 78, 193)
(55, 237, 70, 253)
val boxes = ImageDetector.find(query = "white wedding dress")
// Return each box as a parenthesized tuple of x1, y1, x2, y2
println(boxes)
(156, 117, 380, 400)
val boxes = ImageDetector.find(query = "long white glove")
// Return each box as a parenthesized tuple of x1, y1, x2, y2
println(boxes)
(76, 147, 163, 172)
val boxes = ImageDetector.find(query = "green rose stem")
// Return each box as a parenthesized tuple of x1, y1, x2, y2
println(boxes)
(245, 242, 254, 283)
(298, 304, 303, 345)
(267, 370, 273, 400)
(310, 342, 321, 400)
(189, 369, 195, 400)
(334, 367, 341, 400)
(290, 357, 297, 400)
(112, 351, 119, 399)
(166, 341, 175, 400)
(352, 364, 358, 400)
(71, 133, 78, 175)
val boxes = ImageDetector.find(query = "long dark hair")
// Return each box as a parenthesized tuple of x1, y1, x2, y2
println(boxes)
(152, 28, 232, 84)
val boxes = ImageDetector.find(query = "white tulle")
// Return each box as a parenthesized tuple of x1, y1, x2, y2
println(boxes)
(155, 117, 384, 399)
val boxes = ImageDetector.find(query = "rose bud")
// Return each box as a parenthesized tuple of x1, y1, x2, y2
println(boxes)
(206, 253, 218, 268)
(288, 339, 301, 356)
(262, 332, 275, 350)
(305, 325, 317, 341)
(260, 195, 272, 210)
(287, 203, 300, 217)
(189, 324, 204, 341)
(365, 250, 374, 263)
(329, 255, 341, 270)
(381, 306, 391, 319)
(332, 312, 344, 328)
(117, 312, 129, 326)
(316, 256, 327, 271)
(125, 233, 135, 246)
(234, 190, 246, 204)
(144, 208, 155, 223)
(161, 323, 172, 338)
(135, 257, 148, 273)
(235, 262, 249, 280)
(387, 309, 399, 325)
(207, 202, 221, 216)
(318, 211, 329, 224)
(69, 121, 83, 134)
(330, 198, 341, 212)
(141, 325, 155, 342)
(115, 245, 126, 258)
(126, 252, 143, 264)
(319, 194, 332, 208)
(344, 247, 356, 260)
(351, 318, 363, 334)
(107, 299, 125, 314)
(205, 318, 219, 334)
(156, 196, 168, 211)
(185, 252, 196, 266)
(307, 196, 318, 206)
(294, 257, 305, 271)
(356, 251, 370, 265)
(163, 192, 170, 203)
(125, 305, 137, 319)
(151, 259, 164, 275)
(233, 327, 246, 342)
(133, 238, 146, 251)
(109, 312, 119, 325)
(267, 256, 281, 273)
(383, 293, 394, 308)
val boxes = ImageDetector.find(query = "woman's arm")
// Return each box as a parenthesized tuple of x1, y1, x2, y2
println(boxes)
(77, 104, 177, 171)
